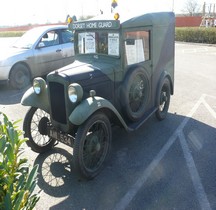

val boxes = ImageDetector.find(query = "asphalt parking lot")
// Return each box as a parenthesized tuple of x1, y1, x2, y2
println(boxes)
(0, 40, 216, 210)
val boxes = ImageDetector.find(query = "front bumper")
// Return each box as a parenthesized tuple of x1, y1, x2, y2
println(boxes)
(0, 65, 11, 80)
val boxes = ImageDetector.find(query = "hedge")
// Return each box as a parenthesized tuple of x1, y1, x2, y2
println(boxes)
(1, 27, 216, 44)
(175, 27, 216, 44)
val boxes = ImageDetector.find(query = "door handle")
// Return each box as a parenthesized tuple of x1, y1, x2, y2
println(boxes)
(56, 49, 62, 52)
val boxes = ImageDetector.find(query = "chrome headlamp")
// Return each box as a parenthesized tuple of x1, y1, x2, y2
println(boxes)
(33, 77, 46, 95)
(68, 83, 83, 103)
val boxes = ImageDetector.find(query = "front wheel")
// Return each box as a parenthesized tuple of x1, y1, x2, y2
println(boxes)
(155, 78, 171, 121)
(9, 63, 31, 89)
(73, 112, 112, 180)
(23, 107, 56, 153)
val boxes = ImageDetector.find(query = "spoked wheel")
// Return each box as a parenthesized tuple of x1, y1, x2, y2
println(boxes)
(73, 112, 112, 180)
(155, 78, 171, 121)
(122, 68, 150, 122)
(129, 73, 146, 112)
(23, 107, 56, 153)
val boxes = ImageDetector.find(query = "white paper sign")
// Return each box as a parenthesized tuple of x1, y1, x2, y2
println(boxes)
(85, 33, 96, 53)
(108, 33, 119, 56)
(125, 39, 145, 65)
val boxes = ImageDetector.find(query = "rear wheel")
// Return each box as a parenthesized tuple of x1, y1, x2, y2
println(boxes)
(23, 107, 56, 153)
(9, 63, 31, 89)
(73, 112, 112, 180)
(155, 78, 171, 121)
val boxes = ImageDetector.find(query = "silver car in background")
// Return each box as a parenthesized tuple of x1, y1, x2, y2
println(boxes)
(0, 25, 74, 89)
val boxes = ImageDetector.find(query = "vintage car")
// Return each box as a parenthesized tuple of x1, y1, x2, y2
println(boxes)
(21, 12, 175, 179)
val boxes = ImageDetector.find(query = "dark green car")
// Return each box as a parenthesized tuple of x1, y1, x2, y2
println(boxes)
(21, 12, 175, 179)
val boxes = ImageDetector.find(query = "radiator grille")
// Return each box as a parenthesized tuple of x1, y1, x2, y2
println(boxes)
(49, 82, 67, 124)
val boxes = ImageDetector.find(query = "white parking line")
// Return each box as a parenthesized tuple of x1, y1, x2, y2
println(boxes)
(179, 131, 211, 210)
(113, 94, 213, 210)
(181, 47, 216, 54)
(202, 96, 216, 120)
(113, 132, 177, 210)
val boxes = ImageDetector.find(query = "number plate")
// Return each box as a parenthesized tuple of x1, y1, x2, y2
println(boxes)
(48, 126, 74, 147)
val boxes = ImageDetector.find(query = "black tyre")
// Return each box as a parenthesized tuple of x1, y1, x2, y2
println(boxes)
(23, 107, 56, 153)
(73, 112, 112, 180)
(155, 78, 171, 121)
(9, 63, 31, 89)
(122, 68, 150, 122)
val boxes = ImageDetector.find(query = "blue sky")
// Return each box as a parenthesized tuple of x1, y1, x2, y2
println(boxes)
(0, 0, 211, 26)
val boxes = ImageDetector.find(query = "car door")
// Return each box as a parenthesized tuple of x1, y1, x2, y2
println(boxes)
(60, 29, 75, 66)
(33, 30, 64, 76)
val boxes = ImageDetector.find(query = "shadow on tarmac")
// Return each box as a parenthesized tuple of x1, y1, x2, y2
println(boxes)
(0, 84, 30, 105)
(32, 113, 216, 210)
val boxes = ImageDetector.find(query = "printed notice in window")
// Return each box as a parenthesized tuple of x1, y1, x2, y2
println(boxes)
(125, 39, 145, 65)
(78, 33, 85, 53)
(85, 33, 96, 53)
(108, 33, 119, 56)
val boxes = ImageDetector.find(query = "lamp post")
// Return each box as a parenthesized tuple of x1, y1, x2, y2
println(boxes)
(172, 0, 174, 12)
(111, 0, 118, 13)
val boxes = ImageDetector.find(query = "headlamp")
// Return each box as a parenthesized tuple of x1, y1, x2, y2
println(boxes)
(68, 83, 83, 103)
(33, 77, 46, 95)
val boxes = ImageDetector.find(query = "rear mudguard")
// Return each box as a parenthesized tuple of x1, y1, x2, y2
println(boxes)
(155, 71, 174, 107)
(69, 96, 130, 131)
(21, 87, 50, 113)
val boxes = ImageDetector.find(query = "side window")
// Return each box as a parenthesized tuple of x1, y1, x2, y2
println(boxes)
(61, 29, 73, 44)
(41, 30, 59, 47)
(124, 30, 150, 65)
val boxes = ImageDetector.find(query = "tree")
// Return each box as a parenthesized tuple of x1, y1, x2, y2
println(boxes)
(182, 0, 201, 16)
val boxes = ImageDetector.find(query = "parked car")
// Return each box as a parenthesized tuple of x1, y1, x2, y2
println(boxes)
(0, 25, 74, 89)
(22, 12, 175, 179)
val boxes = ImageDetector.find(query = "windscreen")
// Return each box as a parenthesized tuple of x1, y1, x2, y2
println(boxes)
(12, 28, 44, 49)
(75, 31, 119, 56)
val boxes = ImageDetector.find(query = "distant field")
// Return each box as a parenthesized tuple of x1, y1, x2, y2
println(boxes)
(0, 31, 24, 37)
(0, 25, 34, 37)
(0, 23, 66, 37)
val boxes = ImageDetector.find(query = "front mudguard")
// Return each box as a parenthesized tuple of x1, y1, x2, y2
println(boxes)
(69, 96, 129, 130)
(21, 87, 50, 113)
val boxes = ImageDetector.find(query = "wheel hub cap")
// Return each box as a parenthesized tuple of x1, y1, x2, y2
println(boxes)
(87, 135, 101, 154)
(38, 117, 49, 135)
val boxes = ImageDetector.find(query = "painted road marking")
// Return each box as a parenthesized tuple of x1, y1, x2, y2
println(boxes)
(113, 94, 215, 210)
(181, 47, 216, 54)
(202, 94, 216, 120)
(179, 131, 211, 210)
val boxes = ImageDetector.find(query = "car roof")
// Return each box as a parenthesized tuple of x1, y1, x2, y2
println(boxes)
(121, 12, 175, 28)
(28, 25, 68, 33)
(87, 12, 174, 28)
